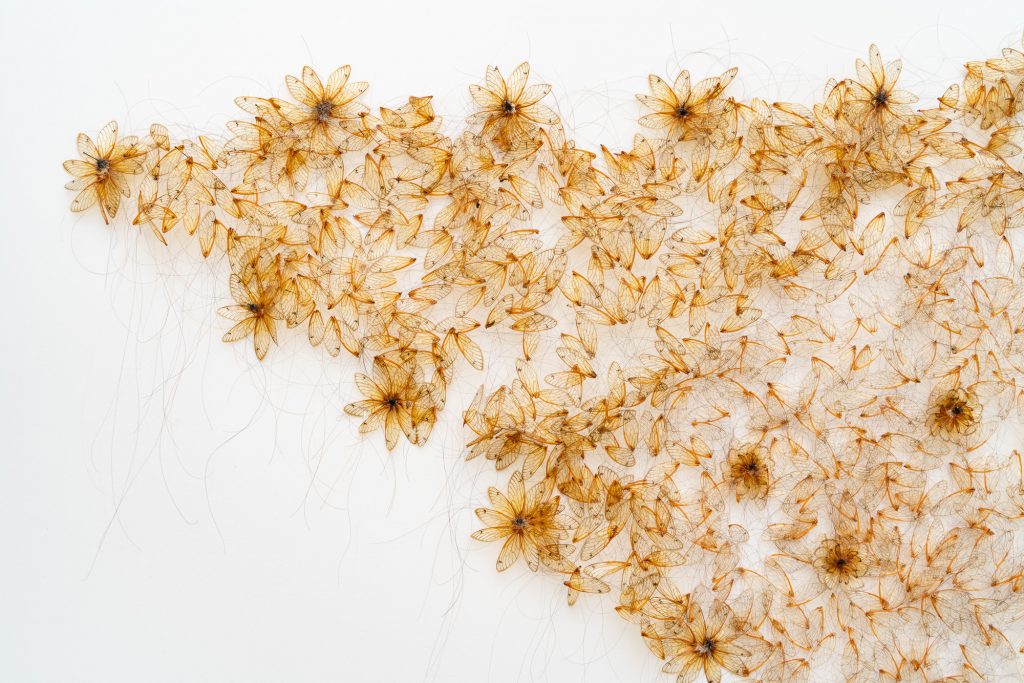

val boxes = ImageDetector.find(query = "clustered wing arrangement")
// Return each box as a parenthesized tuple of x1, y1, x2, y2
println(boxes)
(66, 42, 1024, 682)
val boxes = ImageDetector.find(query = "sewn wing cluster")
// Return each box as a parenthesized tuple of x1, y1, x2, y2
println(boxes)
(65, 42, 1024, 682)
